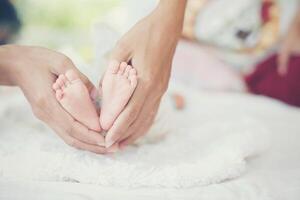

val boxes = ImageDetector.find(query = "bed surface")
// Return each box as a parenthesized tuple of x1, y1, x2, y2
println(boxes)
(1, 88, 300, 200)
(1, 0, 300, 199)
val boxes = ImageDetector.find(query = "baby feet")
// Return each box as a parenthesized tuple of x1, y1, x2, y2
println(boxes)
(52, 70, 101, 132)
(100, 61, 138, 130)
(52, 61, 138, 143)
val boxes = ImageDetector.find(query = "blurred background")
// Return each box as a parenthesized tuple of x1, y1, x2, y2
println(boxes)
(1, 1, 300, 197)
(10, 0, 122, 62)
(1, 0, 300, 106)
(1, 0, 158, 80)
(2, 0, 161, 59)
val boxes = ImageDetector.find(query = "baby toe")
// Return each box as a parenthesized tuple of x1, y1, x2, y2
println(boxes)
(52, 82, 60, 90)
(118, 62, 127, 75)
(124, 65, 132, 78)
(129, 75, 138, 88)
(129, 68, 137, 76)
(57, 75, 66, 88)
(55, 89, 64, 100)
(62, 74, 73, 86)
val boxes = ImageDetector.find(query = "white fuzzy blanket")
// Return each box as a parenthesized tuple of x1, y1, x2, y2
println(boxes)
(0, 83, 269, 188)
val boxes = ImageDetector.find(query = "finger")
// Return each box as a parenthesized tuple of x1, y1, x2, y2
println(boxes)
(66, 68, 95, 93)
(64, 135, 107, 154)
(119, 120, 152, 148)
(50, 112, 106, 154)
(51, 56, 77, 75)
(277, 51, 290, 76)
(50, 56, 96, 92)
(106, 143, 119, 153)
(119, 102, 159, 147)
(105, 86, 148, 147)
(70, 122, 105, 146)
(120, 132, 141, 148)
(118, 100, 159, 143)
(277, 55, 288, 76)
(77, 71, 96, 92)
(47, 93, 105, 146)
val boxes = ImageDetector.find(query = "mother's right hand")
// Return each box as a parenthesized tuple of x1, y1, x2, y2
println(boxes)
(0, 45, 107, 154)
(277, 10, 300, 75)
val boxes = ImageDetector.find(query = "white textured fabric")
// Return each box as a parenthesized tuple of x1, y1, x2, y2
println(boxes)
(0, 83, 269, 188)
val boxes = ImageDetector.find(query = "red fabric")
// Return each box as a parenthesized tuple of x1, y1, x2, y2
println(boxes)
(245, 53, 300, 107)
(261, 1, 273, 24)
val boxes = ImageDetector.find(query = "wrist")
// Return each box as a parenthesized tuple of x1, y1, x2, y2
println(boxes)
(0, 45, 22, 86)
(159, 0, 187, 12)
(156, 0, 187, 35)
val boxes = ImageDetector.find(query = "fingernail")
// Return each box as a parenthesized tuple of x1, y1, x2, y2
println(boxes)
(107, 144, 119, 153)
(105, 138, 115, 148)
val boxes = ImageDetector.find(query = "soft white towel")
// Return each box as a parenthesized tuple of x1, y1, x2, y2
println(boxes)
(0, 83, 269, 188)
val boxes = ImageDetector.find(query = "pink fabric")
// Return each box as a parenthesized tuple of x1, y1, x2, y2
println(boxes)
(172, 40, 242, 90)
(245, 53, 300, 107)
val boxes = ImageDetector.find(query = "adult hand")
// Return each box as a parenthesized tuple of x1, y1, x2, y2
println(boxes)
(0, 45, 108, 154)
(105, 1, 187, 148)
(278, 11, 300, 75)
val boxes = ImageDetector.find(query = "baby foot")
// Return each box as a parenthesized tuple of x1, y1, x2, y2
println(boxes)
(100, 61, 138, 130)
(52, 70, 101, 132)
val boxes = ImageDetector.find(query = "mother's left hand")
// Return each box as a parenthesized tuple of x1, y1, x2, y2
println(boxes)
(277, 10, 300, 75)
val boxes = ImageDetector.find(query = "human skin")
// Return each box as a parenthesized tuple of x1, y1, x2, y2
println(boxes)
(99, 61, 138, 131)
(0, 45, 110, 154)
(277, 7, 300, 75)
(105, 0, 187, 148)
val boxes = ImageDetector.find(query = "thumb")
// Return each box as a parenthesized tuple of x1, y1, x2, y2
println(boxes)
(52, 56, 95, 91)
(109, 41, 131, 63)
(76, 70, 95, 93)
(277, 48, 290, 76)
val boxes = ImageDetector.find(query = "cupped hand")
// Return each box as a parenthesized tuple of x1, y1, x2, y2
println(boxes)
(104, 2, 186, 148)
(1, 45, 108, 154)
